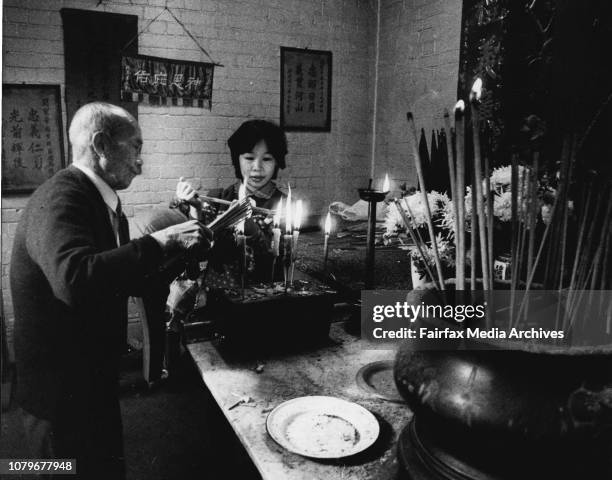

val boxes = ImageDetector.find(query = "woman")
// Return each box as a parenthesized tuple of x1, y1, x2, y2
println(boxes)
(176, 119, 287, 212)
(140, 119, 289, 273)
(174, 119, 288, 278)
(133, 120, 288, 384)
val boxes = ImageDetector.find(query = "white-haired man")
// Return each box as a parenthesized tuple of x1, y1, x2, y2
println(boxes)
(10, 102, 211, 479)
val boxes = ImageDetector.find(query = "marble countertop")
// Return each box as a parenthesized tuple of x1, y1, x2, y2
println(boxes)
(187, 321, 413, 480)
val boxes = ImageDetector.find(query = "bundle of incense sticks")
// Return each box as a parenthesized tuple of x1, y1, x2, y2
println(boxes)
(207, 197, 253, 233)
(392, 199, 440, 291)
(403, 81, 612, 340)
(406, 112, 446, 291)
(195, 194, 273, 216)
(157, 197, 253, 284)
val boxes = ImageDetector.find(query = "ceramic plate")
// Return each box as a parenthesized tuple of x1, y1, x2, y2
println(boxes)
(355, 360, 404, 403)
(266, 396, 379, 459)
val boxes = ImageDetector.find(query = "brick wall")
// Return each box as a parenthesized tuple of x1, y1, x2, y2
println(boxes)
(374, 0, 462, 196)
(1, 0, 463, 350)
(1, 0, 377, 350)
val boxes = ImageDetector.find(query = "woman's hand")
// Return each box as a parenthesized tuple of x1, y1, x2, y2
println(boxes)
(176, 177, 199, 206)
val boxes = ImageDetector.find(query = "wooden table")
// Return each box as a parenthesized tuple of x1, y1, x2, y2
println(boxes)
(187, 321, 412, 480)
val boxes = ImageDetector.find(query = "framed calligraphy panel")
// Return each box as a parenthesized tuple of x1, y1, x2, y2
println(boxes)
(280, 47, 332, 132)
(2, 84, 65, 194)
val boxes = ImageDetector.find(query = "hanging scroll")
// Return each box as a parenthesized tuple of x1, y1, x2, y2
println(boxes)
(121, 54, 214, 109)
(280, 47, 332, 132)
(2, 84, 65, 194)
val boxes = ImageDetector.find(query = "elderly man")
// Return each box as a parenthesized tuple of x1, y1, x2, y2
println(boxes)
(10, 102, 211, 479)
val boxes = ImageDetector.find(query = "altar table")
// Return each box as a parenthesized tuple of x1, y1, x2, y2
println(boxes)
(187, 321, 412, 480)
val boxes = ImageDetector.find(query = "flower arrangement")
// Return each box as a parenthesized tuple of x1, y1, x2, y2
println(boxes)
(385, 191, 455, 285)
(388, 164, 569, 286)
(384, 190, 451, 235)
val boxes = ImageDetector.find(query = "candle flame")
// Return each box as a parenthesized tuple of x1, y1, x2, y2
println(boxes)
(285, 186, 292, 233)
(454, 100, 465, 112)
(324, 212, 331, 235)
(237, 181, 247, 234)
(294, 199, 303, 231)
(274, 199, 282, 227)
(470, 78, 483, 102)
(382, 173, 390, 192)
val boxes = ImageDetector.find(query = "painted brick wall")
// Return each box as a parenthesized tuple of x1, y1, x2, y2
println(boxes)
(1, 0, 464, 350)
(374, 0, 462, 196)
(1, 0, 376, 350)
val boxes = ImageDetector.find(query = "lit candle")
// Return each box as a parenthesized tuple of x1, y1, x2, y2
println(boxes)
(236, 181, 247, 295)
(382, 173, 390, 193)
(292, 199, 303, 252)
(283, 186, 293, 289)
(285, 185, 292, 234)
(236, 181, 247, 235)
(323, 212, 331, 270)
(271, 199, 282, 257)
(290, 199, 303, 285)
(269, 199, 282, 286)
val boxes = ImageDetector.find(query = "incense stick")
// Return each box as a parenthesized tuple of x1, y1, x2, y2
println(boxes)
(207, 197, 253, 232)
(443, 111, 458, 242)
(509, 156, 519, 326)
(484, 149, 494, 290)
(450, 103, 466, 290)
(197, 194, 273, 216)
(527, 156, 539, 286)
(393, 199, 440, 291)
(470, 178, 478, 290)
(469, 81, 490, 292)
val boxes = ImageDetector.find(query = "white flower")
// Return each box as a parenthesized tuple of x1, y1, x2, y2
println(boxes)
(383, 203, 404, 235)
(409, 233, 455, 275)
(493, 191, 514, 222)
(488, 165, 529, 194)
(541, 204, 553, 225)
(384, 191, 450, 235)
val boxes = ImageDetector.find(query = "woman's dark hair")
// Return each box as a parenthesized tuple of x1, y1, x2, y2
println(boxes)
(227, 120, 288, 180)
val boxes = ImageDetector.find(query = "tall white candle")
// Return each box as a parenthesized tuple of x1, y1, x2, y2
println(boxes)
(292, 199, 303, 252)
(271, 198, 282, 257)
(323, 212, 331, 269)
(283, 188, 293, 289)
(285, 185, 292, 234)
(236, 182, 247, 235)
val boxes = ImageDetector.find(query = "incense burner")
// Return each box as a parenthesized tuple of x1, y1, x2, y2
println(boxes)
(357, 188, 389, 203)
(393, 287, 612, 480)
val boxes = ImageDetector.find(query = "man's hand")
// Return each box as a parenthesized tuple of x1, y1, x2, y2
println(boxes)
(149, 220, 213, 253)
(176, 177, 199, 206)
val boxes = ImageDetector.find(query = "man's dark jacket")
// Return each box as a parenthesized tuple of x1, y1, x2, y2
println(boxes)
(10, 166, 163, 421)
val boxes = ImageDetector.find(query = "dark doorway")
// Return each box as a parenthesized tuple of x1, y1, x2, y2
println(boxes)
(61, 8, 138, 132)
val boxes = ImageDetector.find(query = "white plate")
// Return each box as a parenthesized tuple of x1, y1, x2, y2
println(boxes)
(266, 395, 380, 459)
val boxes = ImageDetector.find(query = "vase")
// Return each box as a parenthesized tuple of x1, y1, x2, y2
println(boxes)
(393, 286, 612, 480)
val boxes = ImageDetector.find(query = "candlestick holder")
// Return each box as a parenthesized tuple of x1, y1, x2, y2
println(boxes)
(358, 188, 389, 289)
